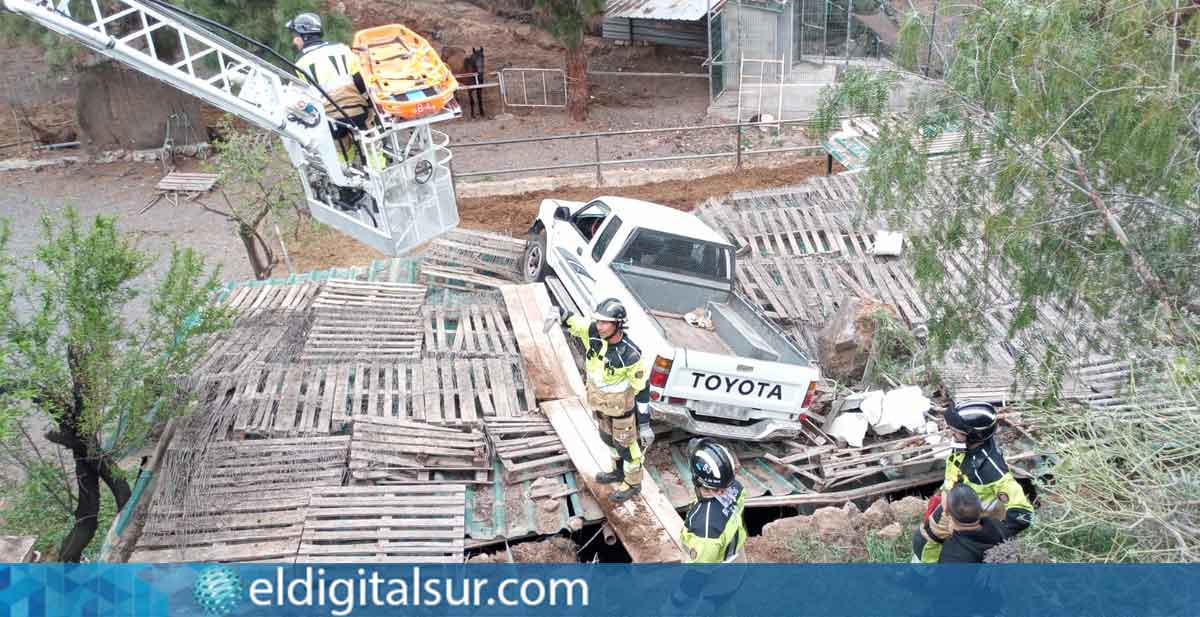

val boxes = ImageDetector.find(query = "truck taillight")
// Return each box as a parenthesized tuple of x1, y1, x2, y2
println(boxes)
(668, 396, 687, 405)
(800, 381, 818, 409)
(649, 355, 673, 388)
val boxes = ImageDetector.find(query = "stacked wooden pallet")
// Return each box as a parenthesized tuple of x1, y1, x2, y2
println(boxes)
(484, 416, 571, 483)
(300, 280, 426, 363)
(131, 436, 349, 563)
(419, 229, 527, 291)
(422, 303, 520, 356)
(330, 356, 535, 425)
(224, 363, 343, 437)
(350, 417, 490, 484)
(197, 283, 319, 376)
(297, 485, 466, 563)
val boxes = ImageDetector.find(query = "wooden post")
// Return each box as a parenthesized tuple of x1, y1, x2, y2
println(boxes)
(594, 136, 603, 186)
(735, 123, 743, 169)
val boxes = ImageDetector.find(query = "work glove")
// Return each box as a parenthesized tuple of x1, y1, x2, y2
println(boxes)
(639, 422, 655, 450)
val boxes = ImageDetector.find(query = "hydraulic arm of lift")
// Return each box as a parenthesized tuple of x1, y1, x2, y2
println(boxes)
(3, 0, 462, 255)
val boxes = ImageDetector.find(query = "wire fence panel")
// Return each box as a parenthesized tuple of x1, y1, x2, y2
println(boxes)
(498, 68, 566, 108)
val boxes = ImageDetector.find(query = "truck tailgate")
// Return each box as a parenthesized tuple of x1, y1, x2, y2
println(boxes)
(665, 350, 818, 413)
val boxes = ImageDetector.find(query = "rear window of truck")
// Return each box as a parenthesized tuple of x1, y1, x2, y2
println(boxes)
(616, 230, 732, 281)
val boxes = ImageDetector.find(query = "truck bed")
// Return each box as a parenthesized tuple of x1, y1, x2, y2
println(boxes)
(649, 310, 735, 356)
(615, 266, 810, 366)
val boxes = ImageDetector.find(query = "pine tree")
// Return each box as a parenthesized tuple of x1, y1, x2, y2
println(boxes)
(534, 0, 605, 121)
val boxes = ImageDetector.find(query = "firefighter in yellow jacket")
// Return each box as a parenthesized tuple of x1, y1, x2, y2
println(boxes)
(563, 298, 653, 503)
(287, 12, 385, 177)
(681, 438, 747, 563)
(912, 401, 1034, 562)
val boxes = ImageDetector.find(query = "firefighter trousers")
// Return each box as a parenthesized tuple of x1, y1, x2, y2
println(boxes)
(595, 410, 643, 488)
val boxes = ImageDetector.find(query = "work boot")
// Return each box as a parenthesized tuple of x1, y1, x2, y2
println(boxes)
(609, 483, 641, 503)
(595, 460, 623, 484)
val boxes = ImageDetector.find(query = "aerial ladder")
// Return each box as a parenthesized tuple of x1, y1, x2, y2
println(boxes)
(3, 0, 461, 256)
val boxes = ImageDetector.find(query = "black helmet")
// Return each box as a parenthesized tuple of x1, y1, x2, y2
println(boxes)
(688, 438, 736, 490)
(592, 298, 627, 325)
(944, 401, 998, 443)
(286, 12, 323, 36)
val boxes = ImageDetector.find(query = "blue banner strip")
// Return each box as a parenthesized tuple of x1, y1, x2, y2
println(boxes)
(0, 563, 1195, 617)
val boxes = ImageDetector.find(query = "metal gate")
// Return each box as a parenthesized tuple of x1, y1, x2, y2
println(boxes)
(736, 58, 784, 124)
(498, 68, 567, 108)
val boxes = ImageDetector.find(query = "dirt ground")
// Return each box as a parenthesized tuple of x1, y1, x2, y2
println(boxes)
(286, 157, 833, 269)
(746, 497, 926, 563)
(469, 535, 579, 563)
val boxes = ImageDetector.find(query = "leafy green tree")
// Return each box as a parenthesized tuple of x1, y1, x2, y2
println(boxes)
(0, 212, 228, 562)
(203, 122, 305, 280)
(1, 0, 351, 72)
(816, 0, 1199, 364)
(815, 0, 1200, 560)
(178, 0, 352, 60)
(534, 0, 605, 121)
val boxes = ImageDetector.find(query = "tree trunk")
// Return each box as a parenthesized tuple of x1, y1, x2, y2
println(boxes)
(58, 446, 101, 563)
(239, 224, 274, 280)
(97, 456, 132, 511)
(565, 44, 589, 122)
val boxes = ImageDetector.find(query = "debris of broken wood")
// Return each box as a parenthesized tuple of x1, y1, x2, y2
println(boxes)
(485, 416, 572, 483)
(350, 417, 491, 484)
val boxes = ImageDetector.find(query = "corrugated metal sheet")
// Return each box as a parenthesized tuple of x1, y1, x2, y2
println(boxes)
(606, 0, 719, 21)
(601, 16, 708, 49)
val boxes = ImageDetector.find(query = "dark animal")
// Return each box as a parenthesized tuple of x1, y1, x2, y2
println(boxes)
(441, 46, 486, 119)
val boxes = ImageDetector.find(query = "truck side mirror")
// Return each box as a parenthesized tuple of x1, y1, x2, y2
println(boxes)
(553, 206, 570, 221)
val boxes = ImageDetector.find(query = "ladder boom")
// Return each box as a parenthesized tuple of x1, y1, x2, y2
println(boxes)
(3, 0, 319, 148)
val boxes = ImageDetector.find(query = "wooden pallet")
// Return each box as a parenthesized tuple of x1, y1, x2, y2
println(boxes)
(542, 398, 686, 563)
(229, 363, 343, 437)
(419, 230, 526, 292)
(484, 416, 571, 483)
(297, 485, 466, 563)
(300, 280, 426, 363)
(157, 171, 218, 192)
(195, 283, 320, 376)
(351, 417, 490, 484)
(422, 303, 519, 356)
(722, 208, 876, 260)
(131, 436, 349, 563)
(221, 282, 320, 318)
(332, 357, 536, 425)
(141, 171, 219, 211)
(500, 284, 586, 401)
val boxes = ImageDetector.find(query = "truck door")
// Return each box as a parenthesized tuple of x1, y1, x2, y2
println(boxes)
(552, 200, 610, 310)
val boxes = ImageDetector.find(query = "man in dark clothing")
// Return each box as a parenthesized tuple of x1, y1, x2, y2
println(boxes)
(938, 484, 1007, 563)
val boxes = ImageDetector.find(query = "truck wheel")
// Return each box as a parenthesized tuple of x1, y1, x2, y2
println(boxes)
(523, 231, 548, 283)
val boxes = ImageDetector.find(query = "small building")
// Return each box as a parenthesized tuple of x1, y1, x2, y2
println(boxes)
(602, 0, 717, 52)
(602, 0, 897, 118)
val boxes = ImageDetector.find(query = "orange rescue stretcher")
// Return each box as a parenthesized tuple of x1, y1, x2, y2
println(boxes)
(352, 25, 458, 121)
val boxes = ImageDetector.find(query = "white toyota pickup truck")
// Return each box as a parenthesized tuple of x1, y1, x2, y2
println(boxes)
(522, 195, 821, 442)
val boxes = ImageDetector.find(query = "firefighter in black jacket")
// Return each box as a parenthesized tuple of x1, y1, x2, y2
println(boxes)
(913, 401, 1034, 562)
(938, 484, 1007, 563)
(680, 438, 748, 563)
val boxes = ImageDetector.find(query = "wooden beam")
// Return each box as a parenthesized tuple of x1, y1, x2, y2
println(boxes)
(542, 398, 686, 563)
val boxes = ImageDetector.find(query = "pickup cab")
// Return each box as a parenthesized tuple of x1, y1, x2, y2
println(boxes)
(523, 196, 821, 442)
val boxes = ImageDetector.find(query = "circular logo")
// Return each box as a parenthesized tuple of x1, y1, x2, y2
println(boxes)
(193, 565, 243, 617)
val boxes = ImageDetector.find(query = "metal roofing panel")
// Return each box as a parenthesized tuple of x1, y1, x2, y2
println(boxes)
(606, 0, 717, 21)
